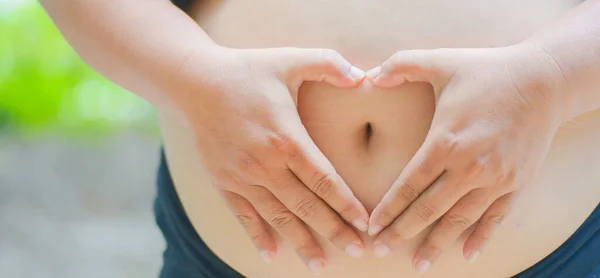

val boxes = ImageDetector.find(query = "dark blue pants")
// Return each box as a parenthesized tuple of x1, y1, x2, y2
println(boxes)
(154, 151, 600, 278)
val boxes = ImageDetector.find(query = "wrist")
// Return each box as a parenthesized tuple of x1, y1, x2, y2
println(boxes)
(153, 43, 238, 127)
(507, 43, 574, 124)
(164, 43, 233, 104)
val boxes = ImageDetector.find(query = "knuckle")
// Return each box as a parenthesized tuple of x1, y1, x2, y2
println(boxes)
(488, 153, 503, 169)
(338, 203, 358, 221)
(503, 168, 517, 184)
(485, 154, 506, 173)
(326, 224, 347, 241)
(493, 175, 509, 190)
(284, 141, 303, 159)
(485, 213, 506, 226)
(267, 132, 302, 159)
(318, 49, 345, 75)
(390, 50, 409, 65)
(269, 211, 296, 230)
(472, 231, 490, 243)
(398, 182, 420, 202)
(391, 223, 410, 239)
(421, 237, 442, 254)
(295, 195, 319, 219)
(444, 213, 472, 230)
(320, 49, 342, 64)
(378, 209, 398, 223)
(249, 231, 268, 244)
(237, 153, 265, 176)
(310, 172, 337, 199)
(478, 233, 493, 242)
(266, 132, 286, 151)
(236, 213, 256, 228)
(214, 172, 244, 191)
(414, 203, 437, 222)
(473, 224, 494, 242)
(435, 132, 460, 155)
(294, 242, 319, 258)
(415, 158, 435, 175)
(471, 157, 488, 174)
(487, 162, 506, 185)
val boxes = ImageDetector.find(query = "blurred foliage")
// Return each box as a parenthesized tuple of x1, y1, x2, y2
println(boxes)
(0, 1, 158, 138)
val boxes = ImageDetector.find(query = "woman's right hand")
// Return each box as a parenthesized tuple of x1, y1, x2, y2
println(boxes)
(172, 47, 369, 273)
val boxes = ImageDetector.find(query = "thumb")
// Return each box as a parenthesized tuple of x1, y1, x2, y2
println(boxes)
(366, 49, 455, 88)
(277, 48, 366, 88)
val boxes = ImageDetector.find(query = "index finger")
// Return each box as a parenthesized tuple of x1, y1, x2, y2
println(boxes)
(276, 48, 365, 87)
(281, 127, 370, 232)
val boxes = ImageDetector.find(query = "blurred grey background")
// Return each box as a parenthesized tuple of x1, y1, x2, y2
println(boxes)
(0, 133, 164, 278)
(1, 1, 166, 277)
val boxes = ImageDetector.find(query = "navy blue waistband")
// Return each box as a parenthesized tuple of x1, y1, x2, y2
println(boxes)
(154, 150, 244, 278)
(512, 203, 600, 278)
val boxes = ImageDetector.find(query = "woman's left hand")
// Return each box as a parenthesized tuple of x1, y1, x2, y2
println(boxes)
(365, 43, 569, 273)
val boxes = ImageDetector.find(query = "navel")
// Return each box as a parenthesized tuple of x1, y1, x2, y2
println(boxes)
(365, 122, 373, 145)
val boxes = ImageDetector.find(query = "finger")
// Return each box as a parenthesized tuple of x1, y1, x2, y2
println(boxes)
(368, 133, 451, 236)
(366, 49, 455, 88)
(390, 158, 489, 241)
(278, 48, 366, 87)
(271, 130, 370, 232)
(221, 190, 278, 262)
(412, 189, 494, 274)
(372, 171, 466, 258)
(246, 185, 327, 274)
(267, 170, 365, 258)
(463, 192, 516, 262)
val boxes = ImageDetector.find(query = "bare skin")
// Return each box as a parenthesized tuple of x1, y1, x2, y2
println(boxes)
(41, 0, 600, 276)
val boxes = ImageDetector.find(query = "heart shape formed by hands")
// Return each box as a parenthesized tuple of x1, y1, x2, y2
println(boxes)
(198, 45, 564, 275)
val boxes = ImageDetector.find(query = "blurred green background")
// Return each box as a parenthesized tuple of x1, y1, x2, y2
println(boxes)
(0, 0, 157, 138)
(1, 1, 163, 277)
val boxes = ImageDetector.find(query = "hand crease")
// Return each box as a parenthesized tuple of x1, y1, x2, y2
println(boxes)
(523, 42, 572, 97)
(506, 63, 535, 110)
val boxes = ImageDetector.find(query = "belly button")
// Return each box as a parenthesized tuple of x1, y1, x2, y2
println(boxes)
(365, 122, 373, 143)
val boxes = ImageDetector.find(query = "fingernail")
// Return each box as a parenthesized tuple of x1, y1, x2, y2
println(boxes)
(366, 66, 382, 78)
(260, 250, 273, 263)
(352, 218, 368, 232)
(345, 243, 364, 258)
(467, 250, 480, 263)
(368, 224, 382, 236)
(374, 243, 391, 258)
(349, 66, 366, 80)
(415, 259, 431, 274)
(308, 258, 325, 274)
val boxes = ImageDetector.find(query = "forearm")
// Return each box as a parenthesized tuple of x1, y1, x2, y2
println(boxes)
(524, 0, 600, 121)
(39, 0, 222, 110)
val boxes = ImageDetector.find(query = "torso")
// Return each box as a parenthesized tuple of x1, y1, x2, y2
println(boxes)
(158, 0, 600, 277)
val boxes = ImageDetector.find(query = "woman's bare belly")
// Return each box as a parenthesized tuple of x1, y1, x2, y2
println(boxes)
(158, 0, 600, 277)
